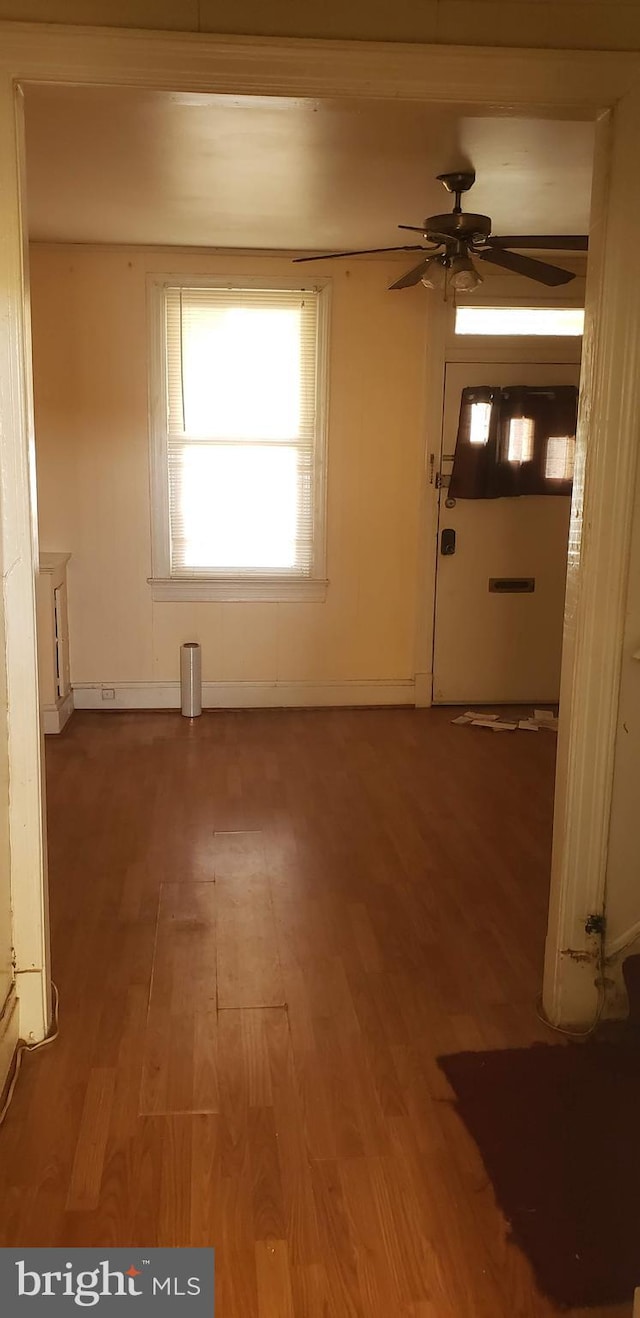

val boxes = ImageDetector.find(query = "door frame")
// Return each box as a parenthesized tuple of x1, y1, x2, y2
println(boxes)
(0, 26, 639, 1034)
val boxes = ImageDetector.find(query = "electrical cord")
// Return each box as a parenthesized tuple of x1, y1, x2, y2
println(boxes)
(535, 934, 606, 1039)
(0, 981, 59, 1128)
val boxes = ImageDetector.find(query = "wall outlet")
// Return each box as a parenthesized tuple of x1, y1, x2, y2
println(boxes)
(101, 687, 115, 701)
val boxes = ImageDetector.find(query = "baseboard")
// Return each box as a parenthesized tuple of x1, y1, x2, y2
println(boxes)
(603, 920, 640, 1019)
(607, 917, 640, 960)
(0, 985, 19, 1103)
(72, 679, 416, 711)
(414, 672, 432, 708)
(41, 690, 74, 734)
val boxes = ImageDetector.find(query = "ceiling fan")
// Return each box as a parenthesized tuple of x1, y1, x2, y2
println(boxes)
(293, 171, 588, 293)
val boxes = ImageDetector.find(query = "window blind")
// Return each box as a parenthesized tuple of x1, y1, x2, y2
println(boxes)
(164, 285, 320, 577)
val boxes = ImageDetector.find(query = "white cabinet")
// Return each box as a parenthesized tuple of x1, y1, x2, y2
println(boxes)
(37, 552, 73, 734)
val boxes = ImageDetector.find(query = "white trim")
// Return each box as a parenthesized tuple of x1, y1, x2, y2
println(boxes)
(39, 550, 70, 573)
(72, 679, 416, 710)
(446, 338, 584, 366)
(413, 672, 433, 709)
(2, 24, 638, 106)
(41, 689, 74, 735)
(146, 274, 330, 597)
(0, 76, 50, 1044)
(602, 920, 640, 1021)
(0, 986, 19, 1098)
(543, 98, 640, 1026)
(149, 577, 328, 602)
(606, 917, 640, 961)
(413, 296, 447, 699)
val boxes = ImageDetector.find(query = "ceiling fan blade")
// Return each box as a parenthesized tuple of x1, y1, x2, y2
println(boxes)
(486, 235, 588, 251)
(398, 224, 428, 233)
(293, 244, 426, 263)
(477, 247, 576, 286)
(389, 259, 433, 290)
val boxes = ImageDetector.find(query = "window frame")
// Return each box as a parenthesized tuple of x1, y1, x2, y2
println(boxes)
(147, 274, 331, 602)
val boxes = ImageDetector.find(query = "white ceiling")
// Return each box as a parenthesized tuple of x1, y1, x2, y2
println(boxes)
(23, 86, 595, 252)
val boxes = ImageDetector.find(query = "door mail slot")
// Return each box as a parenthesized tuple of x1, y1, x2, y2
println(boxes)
(489, 577, 535, 593)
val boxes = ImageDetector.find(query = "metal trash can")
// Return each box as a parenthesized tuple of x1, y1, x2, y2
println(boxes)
(180, 642, 202, 718)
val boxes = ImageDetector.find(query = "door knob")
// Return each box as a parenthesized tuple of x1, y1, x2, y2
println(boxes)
(440, 528, 456, 556)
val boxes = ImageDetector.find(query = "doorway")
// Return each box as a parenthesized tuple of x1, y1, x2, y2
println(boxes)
(432, 360, 580, 704)
(0, 29, 638, 1058)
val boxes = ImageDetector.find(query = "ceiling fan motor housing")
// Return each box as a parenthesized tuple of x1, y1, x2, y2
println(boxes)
(423, 211, 492, 243)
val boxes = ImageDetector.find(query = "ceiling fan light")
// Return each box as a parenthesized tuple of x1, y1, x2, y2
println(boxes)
(420, 257, 447, 289)
(449, 254, 483, 292)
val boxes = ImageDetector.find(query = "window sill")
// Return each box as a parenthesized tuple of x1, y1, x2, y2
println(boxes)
(148, 577, 328, 603)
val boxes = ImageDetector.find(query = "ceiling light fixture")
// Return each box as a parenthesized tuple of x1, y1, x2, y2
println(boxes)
(449, 253, 483, 293)
(420, 256, 448, 290)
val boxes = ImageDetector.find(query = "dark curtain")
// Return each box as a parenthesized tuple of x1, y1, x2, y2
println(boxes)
(449, 384, 578, 499)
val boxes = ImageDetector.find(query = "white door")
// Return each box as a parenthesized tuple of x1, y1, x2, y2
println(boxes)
(432, 362, 579, 705)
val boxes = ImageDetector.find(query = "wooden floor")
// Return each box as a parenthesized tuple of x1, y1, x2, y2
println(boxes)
(0, 709, 629, 1316)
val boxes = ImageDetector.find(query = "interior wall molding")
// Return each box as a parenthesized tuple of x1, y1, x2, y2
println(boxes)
(72, 679, 416, 711)
(1, 22, 638, 108)
(41, 690, 74, 735)
(543, 92, 640, 1027)
(0, 986, 19, 1104)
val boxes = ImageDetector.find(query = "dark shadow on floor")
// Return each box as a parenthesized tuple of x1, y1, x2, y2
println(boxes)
(439, 1037, 640, 1308)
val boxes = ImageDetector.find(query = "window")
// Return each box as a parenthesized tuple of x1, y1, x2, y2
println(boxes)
(507, 416, 535, 464)
(149, 278, 329, 601)
(454, 306, 584, 337)
(469, 401, 492, 446)
(545, 435, 576, 481)
(449, 385, 578, 499)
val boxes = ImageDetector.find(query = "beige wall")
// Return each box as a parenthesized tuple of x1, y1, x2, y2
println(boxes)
(31, 244, 429, 691)
(2, 0, 640, 50)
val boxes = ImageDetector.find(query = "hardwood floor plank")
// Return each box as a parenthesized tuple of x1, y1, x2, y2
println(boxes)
(215, 831, 284, 1009)
(139, 882, 218, 1115)
(248, 1105, 287, 1242)
(159, 1115, 192, 1246)
(255, 1239, 296, 1318)
(0, 708, 621, 1318)
(66, 1067, 116, 1211)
